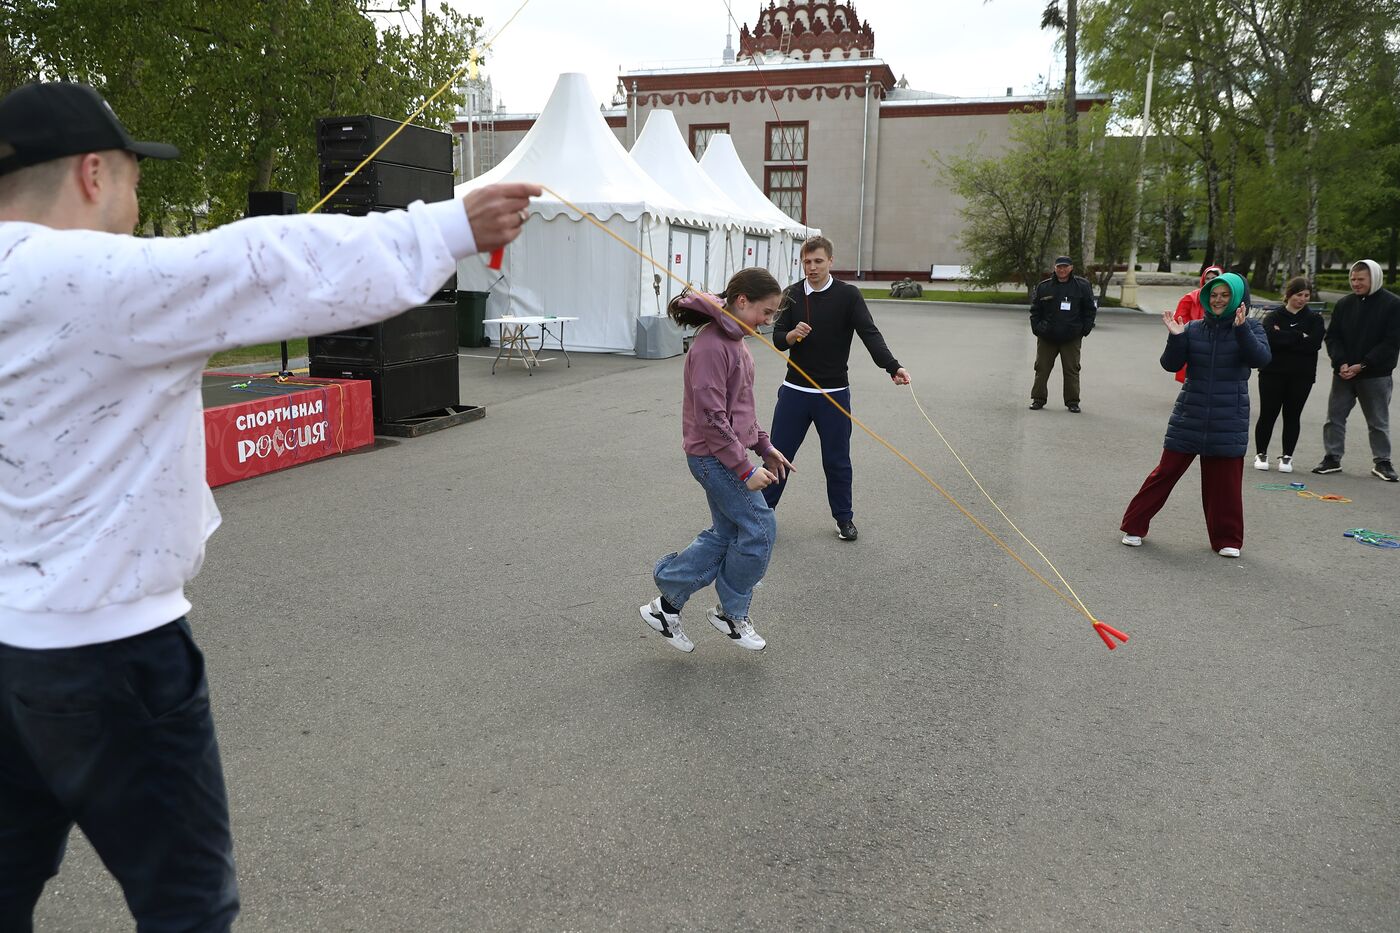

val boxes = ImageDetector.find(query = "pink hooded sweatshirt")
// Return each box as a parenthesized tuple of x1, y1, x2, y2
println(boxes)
(675, 292, 774, 478)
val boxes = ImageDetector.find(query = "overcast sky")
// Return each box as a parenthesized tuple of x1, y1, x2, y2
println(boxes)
(377, 0, 1071, 113)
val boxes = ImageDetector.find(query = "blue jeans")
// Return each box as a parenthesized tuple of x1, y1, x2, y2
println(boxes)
(655, 455, 777, 622)
(0, 618, 239, 932)
(762, 384, 854, 520)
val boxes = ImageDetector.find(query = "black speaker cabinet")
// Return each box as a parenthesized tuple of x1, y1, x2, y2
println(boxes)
(319, 160, 454, 209)
(316, 115, 453, 172)
(309, 354, 459, 423)
(317, 202, 390, 218)
(308, 301, 456, 368)
(247, 191, 297, 216)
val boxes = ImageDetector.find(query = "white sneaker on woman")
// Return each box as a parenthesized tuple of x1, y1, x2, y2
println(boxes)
(1278, 456, 1293, 473)
(707, 606, 766, 650)
(1121, 534, 1143, 547)
(640, 598, 694, 652)
(1253, 454, 1269, 471)
(1218, 547, 1241, 558)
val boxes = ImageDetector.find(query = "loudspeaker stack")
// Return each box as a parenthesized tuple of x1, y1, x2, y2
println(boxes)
(309, 115, 460, 425)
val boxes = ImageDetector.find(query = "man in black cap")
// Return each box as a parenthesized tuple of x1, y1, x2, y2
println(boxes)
(1028, 255, 1097, 413)
(0, 82, 539, 930)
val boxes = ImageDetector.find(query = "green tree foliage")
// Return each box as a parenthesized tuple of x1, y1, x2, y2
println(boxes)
(2, 0, 481, 231)
(1080, 0, 1400, 285)
(939, 105, 1083, 293)
(1089, 135, 1139, 298)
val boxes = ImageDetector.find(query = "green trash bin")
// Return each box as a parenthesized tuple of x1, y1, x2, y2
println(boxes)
(457, 290, 488, 348)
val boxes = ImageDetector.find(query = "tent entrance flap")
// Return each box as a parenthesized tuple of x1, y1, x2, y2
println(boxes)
(744, 234, 771, 273)
(667, 224, 710, 301)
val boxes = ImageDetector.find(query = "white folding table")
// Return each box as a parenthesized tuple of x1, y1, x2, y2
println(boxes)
(482, 316, 579, 375)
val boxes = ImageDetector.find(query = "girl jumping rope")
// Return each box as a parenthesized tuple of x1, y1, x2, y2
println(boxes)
(640, 268, 794, 652)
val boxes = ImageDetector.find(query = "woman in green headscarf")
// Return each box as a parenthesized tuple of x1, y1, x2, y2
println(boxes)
(1120, 272, 1272, 557)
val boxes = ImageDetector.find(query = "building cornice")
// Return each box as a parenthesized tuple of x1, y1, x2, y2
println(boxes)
(879, 95, 1111, 118)
(624, 63, 897, 95)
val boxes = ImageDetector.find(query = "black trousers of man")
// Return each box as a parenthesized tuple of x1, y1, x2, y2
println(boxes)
(0, 618, 239, 932)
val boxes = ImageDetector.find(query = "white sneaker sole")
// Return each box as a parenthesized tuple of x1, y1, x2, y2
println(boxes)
(706, 607, 766, 650)
(1278, 462, 1293, 473)
(639, 604, 694, 652)
(1121, 535, 1143, 547)
(1253, 460, 1270, 471)
(1218, 548, 1241, 558)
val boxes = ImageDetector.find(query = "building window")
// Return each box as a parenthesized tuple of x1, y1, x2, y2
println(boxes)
(689, 123, 729, 159)
(765, 167, 806, 224)
(766, 122, 808, 162)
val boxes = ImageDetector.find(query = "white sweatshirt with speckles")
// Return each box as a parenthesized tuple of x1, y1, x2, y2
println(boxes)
(0, 199, 477, 648)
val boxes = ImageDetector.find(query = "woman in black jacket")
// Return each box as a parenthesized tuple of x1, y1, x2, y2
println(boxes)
(1253, 277, 1326, 473)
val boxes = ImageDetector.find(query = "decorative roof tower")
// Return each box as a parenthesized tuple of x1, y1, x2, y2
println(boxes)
(737, 1, 876, 61)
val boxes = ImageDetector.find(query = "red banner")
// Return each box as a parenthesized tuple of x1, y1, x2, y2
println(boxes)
(203, 375, 374, 487)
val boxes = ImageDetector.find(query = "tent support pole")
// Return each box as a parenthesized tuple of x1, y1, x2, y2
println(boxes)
(856, 70, 871, 281)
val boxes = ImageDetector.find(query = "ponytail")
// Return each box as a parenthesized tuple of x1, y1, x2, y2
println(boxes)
(666, 267, 783, 329)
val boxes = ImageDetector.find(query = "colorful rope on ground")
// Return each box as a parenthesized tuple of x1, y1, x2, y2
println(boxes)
(1256, 483, 1350, 502)
(1297, 490, 1351, 503)
(1343, 528, 1400, 549)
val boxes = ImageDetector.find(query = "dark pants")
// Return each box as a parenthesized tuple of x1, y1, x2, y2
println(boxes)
(1255, 372, 1314, 457)
(1031, 336, 1082, 406)
(0, 619, 238, 932)
(762, 384, 854, 521)
(1121, 449, 1246, 551)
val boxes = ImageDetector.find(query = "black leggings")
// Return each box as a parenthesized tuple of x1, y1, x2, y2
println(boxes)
(1255, 372, 1314, 456)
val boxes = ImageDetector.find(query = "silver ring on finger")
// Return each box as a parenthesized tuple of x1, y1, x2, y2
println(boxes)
(518, 209, 529, 223)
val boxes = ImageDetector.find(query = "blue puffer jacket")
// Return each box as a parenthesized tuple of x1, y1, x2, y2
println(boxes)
(1160, 316, 1271, 456)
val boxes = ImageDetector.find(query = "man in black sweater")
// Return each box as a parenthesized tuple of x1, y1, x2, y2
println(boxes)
(1314, 259, 1400, 481)
(764, 236, 911, 541)
(1028, 256, 1097, 413)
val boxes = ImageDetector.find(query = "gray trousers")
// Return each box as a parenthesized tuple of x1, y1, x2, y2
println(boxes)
(1322, 373, 1392, 462)
(1031, 337, 1082, 405)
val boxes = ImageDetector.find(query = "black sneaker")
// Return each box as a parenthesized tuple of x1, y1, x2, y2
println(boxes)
(1067, 404, 1082, 413)
(1373, 460, 1399, 482)
(1312, 457, 1342, 474)
(1028, 400, 1046, 410)
(836, 519, 858, 541)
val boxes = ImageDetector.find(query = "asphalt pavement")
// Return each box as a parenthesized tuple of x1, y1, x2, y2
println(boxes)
(35, 300, 1400, 932)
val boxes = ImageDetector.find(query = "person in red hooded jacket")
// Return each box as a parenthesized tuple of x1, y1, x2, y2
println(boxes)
(1172, 265, 1224, 382)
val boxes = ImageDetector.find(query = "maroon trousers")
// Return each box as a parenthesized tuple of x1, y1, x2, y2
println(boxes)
(1120, 449, 1245, 551)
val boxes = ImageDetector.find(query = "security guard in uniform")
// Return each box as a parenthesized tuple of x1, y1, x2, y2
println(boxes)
(1029, 255, 1097, 413)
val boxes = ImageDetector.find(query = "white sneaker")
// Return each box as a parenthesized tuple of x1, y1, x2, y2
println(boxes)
(640, 598, 694, 652)
(1253, 454, 1270, 471)
(1121, 534, 1143, 547)
(1278, 456, 1293, 473)
(707, 605, 766, 650)
(1218, 547, 1241, 558)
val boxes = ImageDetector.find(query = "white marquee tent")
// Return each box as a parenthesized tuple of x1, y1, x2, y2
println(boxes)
(698, 133, 816, 287)
(455, 73, 734, 353)
(629, 110, 785, 299)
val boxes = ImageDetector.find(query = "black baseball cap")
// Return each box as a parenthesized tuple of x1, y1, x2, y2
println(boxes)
(1054, 256, 1073, 266)
(0, 82, 179, 177)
